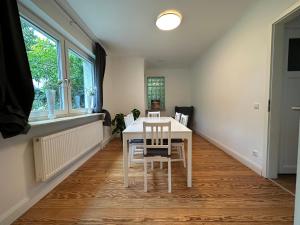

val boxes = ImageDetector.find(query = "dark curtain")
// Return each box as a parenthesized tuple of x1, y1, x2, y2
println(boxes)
(93, 42, 106, 113)
(0, 0, 34, 138)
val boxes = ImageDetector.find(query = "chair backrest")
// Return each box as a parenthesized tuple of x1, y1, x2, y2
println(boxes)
(148, 111, 160, 118)
(175, 112, 181, 122)
(143, 121, 171, 156)
(175, 106, 193, 128)
(180, 114, 189, 127)
(124, 113, 134, 128)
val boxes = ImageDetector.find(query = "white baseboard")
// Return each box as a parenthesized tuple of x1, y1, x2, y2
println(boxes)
(195, 130, 263, 176)
(0, 144, 102, 225)
(101, 134, 114, 148)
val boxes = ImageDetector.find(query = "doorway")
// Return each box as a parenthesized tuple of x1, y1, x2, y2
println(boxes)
(268, 6, 300, 197)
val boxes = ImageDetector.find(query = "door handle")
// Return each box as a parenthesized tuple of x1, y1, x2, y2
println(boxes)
(291, 106, 300, 111)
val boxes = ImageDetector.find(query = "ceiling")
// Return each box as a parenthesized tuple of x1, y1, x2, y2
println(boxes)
(66, 0, 257, 68)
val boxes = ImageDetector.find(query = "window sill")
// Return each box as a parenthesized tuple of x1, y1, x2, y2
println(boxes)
(30, 113, 105, 127)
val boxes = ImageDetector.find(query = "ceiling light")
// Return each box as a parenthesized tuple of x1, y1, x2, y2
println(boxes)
(156, 10, 182, 31)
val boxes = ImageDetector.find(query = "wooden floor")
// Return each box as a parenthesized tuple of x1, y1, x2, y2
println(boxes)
(13, 134, 295, 225)
(272, 174, 297, 194)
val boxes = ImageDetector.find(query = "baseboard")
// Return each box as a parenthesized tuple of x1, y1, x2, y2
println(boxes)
(0, 144, 101, 225)
(101, 134, 114, 148)
(195, 130, 263, 176)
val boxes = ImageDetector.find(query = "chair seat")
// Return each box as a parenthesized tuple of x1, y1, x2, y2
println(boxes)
(171, 138, 184, 143)
(129, 139, 144, 144)
(144, 148, 170, 157)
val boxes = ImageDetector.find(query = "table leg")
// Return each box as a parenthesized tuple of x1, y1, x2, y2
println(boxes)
(187, 134, 192, 187)
(123, 135, 129, 187)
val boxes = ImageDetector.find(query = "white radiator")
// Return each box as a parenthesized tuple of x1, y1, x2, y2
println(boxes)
(33, 121, 103, 182)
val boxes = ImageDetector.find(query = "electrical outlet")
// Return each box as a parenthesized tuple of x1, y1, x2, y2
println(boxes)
(252, 150, 258, 157)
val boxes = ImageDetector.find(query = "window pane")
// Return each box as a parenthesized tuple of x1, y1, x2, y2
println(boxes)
(147, 77, 165, 110)
(68, 50, 94, 109)
(20, 17, 63, 112)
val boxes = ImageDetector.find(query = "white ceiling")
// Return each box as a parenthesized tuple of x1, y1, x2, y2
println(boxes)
(66, 0, 257, 68)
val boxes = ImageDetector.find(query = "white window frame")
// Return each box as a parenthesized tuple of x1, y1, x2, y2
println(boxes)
(19, 6, 95, 121)
(65, 41, 95, 114)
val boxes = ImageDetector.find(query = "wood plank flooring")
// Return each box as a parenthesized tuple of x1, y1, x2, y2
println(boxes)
(13, 134, 295, 225)
(272, 174, 296, 194)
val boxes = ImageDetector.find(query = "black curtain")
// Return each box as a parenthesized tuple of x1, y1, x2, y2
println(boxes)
(0, 0, 34, 138)
(93, 42, 106, 113)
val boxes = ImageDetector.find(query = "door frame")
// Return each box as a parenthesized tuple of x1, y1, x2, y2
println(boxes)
(266, 1, 300, 179)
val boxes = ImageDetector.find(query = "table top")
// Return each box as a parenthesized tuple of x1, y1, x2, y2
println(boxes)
(123, 117, 192, 134)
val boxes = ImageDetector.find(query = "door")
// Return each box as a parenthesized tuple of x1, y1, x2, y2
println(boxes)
(279, 28, 300, 174)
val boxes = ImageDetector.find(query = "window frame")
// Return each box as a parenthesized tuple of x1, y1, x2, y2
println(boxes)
(146, 76, 165, 110)
(65, 41, 95, 114)
(19, 6, 95, 121)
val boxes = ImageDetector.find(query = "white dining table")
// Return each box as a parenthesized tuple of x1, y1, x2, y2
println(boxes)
(122, 117, 193, 187)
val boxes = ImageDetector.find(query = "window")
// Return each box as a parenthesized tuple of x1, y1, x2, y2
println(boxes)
(21, 17, 64, 113)
(147, 77, 165, 110)
(20, 15, 95, 119)
(68, 49, 94, 110)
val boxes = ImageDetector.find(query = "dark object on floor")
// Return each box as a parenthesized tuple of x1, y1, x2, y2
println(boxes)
(0, 0, 34, 138)
(175, 106, 194, 129)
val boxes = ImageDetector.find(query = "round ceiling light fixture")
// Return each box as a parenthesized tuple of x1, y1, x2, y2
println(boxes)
(156, 9, 182, 31)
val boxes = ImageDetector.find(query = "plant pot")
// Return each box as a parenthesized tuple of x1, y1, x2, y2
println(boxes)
(46, 89, 56, 119)
(86, 95, 94, 114)
(75, 95, 81, 108)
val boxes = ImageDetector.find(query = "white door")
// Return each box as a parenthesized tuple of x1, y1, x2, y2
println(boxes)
(279, 28, 300, 174)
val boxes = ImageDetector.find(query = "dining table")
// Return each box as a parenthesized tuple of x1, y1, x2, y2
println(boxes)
(122, 116, 193, 187)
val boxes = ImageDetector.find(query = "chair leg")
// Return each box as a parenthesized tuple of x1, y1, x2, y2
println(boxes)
(151, 161, 154, 170)
(168, 158, 171, 193)
(160, 161, 163, 169)
(181, 144, 186, 168)
(128, 145, 132, 168)
(177, 146, 182, 158)
(144, 159, 148, 192)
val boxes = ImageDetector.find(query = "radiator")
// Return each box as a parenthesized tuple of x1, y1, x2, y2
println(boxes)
(33, 121, 103, 182)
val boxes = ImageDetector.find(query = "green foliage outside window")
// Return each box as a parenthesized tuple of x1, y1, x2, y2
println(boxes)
(20, 17, 85, 112)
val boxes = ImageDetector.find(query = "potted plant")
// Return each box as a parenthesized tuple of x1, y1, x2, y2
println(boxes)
(44, 79, 62, 119)
(86, 87, 96, 113)
(131, 108, 140, 120)
(112, 113, 126, 139)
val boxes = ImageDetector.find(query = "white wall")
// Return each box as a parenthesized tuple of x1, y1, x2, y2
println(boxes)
(145, 67, 192, 116)
(0, 116, 102, 225)
(191, 0, 297, 175)
(103, 56, 145, 117)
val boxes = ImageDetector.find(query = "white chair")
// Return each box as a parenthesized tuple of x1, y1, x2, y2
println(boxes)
(180, 114, 189, 127)
(175, 112, 181, 122)
(143, 121, 172, 193)
(125, 113, 144, 167)
(170, 114, 189, 168)
(148, 111, 160, 118)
